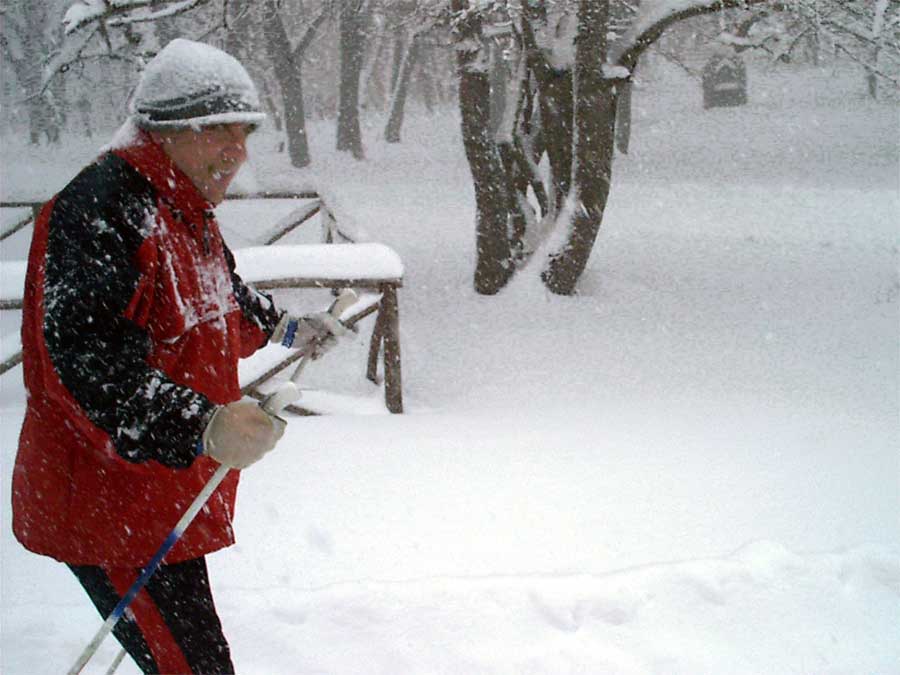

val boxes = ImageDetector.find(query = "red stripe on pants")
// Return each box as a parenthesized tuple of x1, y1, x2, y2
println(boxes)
(106, 567, 194, 674)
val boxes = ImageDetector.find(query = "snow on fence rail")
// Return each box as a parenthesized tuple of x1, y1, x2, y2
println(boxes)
(0, 193, 404, 413)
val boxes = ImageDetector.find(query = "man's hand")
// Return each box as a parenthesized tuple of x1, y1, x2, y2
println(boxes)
(202, 401, 286, 469)
(271, 311, 348, 358)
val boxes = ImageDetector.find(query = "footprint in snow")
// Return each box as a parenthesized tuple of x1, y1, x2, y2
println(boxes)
(272, 608, 308, 626)
(529, 592, 635, 632)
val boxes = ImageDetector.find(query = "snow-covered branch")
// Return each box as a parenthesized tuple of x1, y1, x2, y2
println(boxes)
(43, 0, 215, 89)
(610, 0, 772, 69)
(834, 41, 900, 88)
(62, 0, 211, 35)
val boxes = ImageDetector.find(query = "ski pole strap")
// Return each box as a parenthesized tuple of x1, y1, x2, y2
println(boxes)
(281, 318, 299, 348)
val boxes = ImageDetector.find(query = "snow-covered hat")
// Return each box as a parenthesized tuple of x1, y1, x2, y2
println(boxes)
(131, 38, 265, 130)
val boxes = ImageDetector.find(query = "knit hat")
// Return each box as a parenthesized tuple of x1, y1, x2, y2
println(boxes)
(131, 38, 265, 130)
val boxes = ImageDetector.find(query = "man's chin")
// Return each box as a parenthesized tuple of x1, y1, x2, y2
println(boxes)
(202, 180, 232, 205)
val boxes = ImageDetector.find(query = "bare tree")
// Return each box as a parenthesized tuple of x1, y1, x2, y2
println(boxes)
(384, 28, 419, 142)
(450, 0, 517, 293)
(384, 14, 443, 142)
(360, 10, 390, 111)
(258, 1, 329, 167)
(1, 1, 70, 144)
(377, 0, 448, 140)
(337, 0, 368, 158)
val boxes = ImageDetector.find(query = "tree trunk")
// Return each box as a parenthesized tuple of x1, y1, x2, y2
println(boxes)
(615, 80, 632, 154)
(384, 33, 419, 143)
(496, 51, 538, 261)
(521, 4, 574, 216)
(868, 0, 889, 99)
(867, 68, 878, 99)
(282, 68, 311, 166)
(11, 7, 61, 145)
(390, 30, 405, 93)
(360, 22, 387, 111)
(541, 0, 616, 295)
(262, 7, 312, 167)
(461, 69, 516, 294)
(28, 103, 56, 145)
(337, 0, 367, 159)
(453, 1, 515, 294)
(536, 68, 574, 214)
(489, 41, 509, 136)
(418, 46, 437, 113)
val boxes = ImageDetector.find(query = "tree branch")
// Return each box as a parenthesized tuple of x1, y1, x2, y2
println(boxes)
(106, 1, 210, 26)
(834, 41, 900, 88)
(612, 0, 772, 71)
(63, 0, 213, 35)
(292, 6, 331, 60)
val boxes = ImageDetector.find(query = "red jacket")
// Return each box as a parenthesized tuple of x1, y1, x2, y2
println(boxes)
(12, 131, 279, 566)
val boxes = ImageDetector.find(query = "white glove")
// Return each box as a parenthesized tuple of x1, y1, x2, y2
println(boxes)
(202, 401, 286, 470)
(271, 311, 347, 358)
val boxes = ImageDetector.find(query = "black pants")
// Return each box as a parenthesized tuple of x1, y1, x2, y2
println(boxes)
(69, 557, 234, 674)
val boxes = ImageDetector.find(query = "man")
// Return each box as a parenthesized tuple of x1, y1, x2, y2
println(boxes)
(12, 39, 342, 674)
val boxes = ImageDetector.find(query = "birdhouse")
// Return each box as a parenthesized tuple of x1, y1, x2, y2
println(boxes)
(702, 54, 747, 109)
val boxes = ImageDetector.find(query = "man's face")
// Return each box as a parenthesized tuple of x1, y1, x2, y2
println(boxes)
(153, 123, 252, 204)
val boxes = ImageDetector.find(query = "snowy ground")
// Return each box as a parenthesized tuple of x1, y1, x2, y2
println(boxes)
(1, 63, 898, 673)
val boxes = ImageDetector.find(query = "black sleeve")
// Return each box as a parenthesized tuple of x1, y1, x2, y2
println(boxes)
(43, 154, 216, 468)
(222, 243, 282, 343)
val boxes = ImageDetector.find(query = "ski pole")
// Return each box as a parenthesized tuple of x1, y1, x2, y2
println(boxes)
(103, 646, 127, 675)
(68, 290, 358, 675)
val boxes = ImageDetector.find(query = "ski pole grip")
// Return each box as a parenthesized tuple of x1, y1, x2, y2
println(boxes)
(328, 288, 359, 322)
(260, 382, 300, 416)
(260, 289, 358, 416)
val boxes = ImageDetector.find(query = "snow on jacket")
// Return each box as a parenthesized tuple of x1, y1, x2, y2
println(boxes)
(12, 130, 280, 566)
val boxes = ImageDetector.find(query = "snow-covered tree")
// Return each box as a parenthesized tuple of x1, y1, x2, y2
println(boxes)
(1, 0, 72, 144)
(16, 0, 898, 294)
(451, 0, 900, 295)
